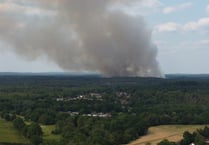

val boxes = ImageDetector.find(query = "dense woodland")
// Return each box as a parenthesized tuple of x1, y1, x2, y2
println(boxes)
(1, 74, 209, 145)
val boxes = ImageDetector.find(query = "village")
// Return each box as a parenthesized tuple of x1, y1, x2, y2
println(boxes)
(55, 92, 131, 118)
(56, 93, 103, 102)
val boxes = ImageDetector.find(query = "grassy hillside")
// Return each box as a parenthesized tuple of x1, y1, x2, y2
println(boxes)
(0, 118, 29, 144)
(128, 125, 207, 145)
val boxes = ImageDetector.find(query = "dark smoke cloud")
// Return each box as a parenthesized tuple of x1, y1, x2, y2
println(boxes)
(0, 0, 164, 77)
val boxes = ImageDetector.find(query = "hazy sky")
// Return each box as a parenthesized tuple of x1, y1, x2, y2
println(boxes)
(0, 0, 209, 74)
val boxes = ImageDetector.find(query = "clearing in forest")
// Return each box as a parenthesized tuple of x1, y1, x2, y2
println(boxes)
(41, 125, 61, 141)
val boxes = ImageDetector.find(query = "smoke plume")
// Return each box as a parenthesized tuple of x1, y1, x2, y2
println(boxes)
(0, 0, 164, 77)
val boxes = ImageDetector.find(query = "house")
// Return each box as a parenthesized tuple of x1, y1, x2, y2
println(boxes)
(67, 111, 79, 116)
(56, 97, 64, 101)
(90, 93, 102, 99)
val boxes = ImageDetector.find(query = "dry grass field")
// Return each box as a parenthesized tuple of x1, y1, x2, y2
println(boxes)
(128, 125, 207, 145)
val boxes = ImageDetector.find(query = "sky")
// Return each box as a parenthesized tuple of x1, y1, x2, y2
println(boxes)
(0, 0, 209, 74)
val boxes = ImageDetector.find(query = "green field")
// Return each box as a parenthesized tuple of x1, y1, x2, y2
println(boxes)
(41, 125, 61, 141)
(0, 118, 29, 144)
(21, 116, 61, 141)
(128, 125, 207, 145)
(0, 118, 61, 144)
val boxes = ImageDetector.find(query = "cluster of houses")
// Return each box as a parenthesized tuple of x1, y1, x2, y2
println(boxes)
(56, 93, 103, 102)
(67, 111, 112, 118)
(83, 112, 112, 118)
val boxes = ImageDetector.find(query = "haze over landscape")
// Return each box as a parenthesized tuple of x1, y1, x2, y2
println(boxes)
(0, 0, 209, 75)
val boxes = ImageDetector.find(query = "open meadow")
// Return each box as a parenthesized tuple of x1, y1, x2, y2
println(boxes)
(128, 125, 207, 145)
(0, 118, 29, 144)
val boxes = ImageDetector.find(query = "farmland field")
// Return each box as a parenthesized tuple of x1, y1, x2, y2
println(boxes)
(0, 118, 29, 144)
(128, 125, 207, 145)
